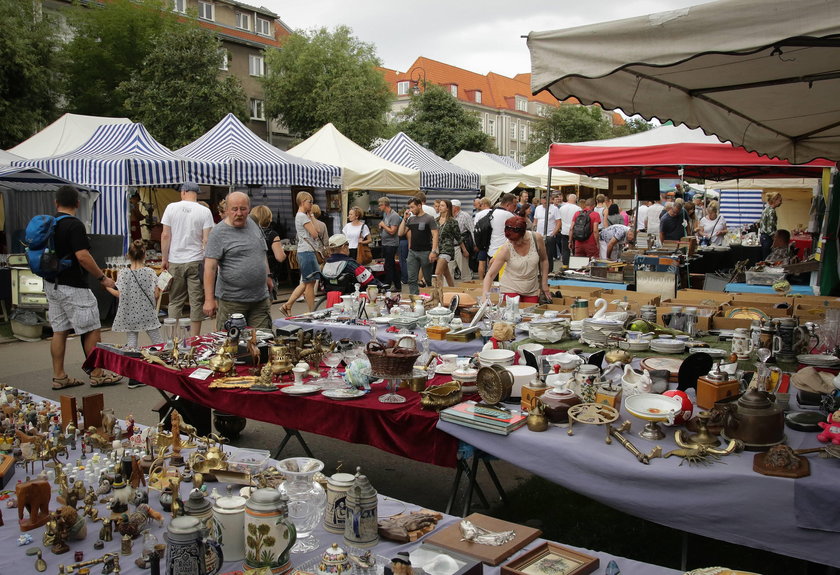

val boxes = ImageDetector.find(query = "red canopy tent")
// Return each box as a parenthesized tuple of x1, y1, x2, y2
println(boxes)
(547, 125, 835, 180)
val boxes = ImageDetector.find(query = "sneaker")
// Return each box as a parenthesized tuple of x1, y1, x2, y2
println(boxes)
(127, 379, 145, 389)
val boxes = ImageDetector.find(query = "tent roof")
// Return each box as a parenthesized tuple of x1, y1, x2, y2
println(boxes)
(547, 125, 835, 179)
(175, 114, 340, 188)
(0, 166, 97, 195)
(8, 113, 132, 159)
(705, 177, 820, 191)
(449, 150, 540, 191)
(519, 153, 608, 190)
(0, 149, 22, 167)
(528, 0, 840, 163)
(484, 152, 524, 170)
(371, 132, 480, 192)
(287, 124, 420, 192)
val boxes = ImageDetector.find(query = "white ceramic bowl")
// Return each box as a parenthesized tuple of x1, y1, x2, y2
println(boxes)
(506, 365, 537, 397)
(452, 368, 478, 384)
(517, 343, 544, 364)
(624, 393, 681, 423)
(478, 349, 516, 367)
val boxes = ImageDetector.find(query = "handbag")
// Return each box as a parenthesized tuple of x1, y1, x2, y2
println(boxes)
(302, 236, 328, 265)
(356, 243, 373, 266)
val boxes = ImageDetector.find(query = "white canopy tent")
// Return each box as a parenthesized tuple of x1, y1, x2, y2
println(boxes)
(528, 0, 840, 164)
(8, 113, 132, 160)
(0, 150, 22, 167)
(519, 153, 608, 190)
(287, 124, 419, 193)
(449, 150, 540, 203)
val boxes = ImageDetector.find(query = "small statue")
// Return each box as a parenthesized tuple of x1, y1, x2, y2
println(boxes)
(101, 409, 116, 439)
(108, 474, 133, 515)
(99, 517, 113, 542)
(83, 487, 99, 521)
(817, 410, 840, 444)
(121, 532, 133, 555)
(385, 552, 412, 575)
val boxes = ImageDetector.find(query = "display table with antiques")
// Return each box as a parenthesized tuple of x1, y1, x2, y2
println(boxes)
(724, 282, 815, 295)
(0, 389, 682, 575)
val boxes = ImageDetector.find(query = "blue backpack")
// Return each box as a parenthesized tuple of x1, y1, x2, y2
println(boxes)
(24, 214, 73, 282)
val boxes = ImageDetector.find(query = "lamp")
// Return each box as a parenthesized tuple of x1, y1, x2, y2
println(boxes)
(409, 66, 427, 95)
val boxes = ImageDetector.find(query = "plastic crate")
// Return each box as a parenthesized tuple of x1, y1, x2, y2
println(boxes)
(745, 270, 786, 285)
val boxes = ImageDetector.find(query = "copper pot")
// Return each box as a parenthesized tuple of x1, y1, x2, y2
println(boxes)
(722, 388, 785, 451)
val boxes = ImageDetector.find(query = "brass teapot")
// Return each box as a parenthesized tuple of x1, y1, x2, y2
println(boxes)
(270, 345, 294, 375)
(209, 348, 234, 375)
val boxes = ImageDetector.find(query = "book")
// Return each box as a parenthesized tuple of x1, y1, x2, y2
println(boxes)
(440, 401, 527, 435)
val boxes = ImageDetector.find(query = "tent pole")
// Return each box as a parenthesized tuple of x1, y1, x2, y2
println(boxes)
(543, 162, 553, 238)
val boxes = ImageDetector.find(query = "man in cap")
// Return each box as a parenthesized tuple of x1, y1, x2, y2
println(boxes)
(321, 234, 384, 293)
(203, 192, 273, 329)
(161, 181, 214, 337)
(451, 199, 474, 281)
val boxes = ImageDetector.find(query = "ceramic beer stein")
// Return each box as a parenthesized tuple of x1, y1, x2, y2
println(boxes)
(244, 488, 296, 574)
(212, 486, 247, 562)
(732, 328, 754, 360)
(165, 515, 223, 575)
(343, 470, 379, 549)
(324, 472, 356, 534)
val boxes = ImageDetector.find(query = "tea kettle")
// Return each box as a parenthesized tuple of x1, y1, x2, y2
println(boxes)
(722, 388, 784, 451)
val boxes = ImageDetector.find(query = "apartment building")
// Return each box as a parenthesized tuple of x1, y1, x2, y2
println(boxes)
(382, 57, 623, 163)
(43, 0, 293, 145)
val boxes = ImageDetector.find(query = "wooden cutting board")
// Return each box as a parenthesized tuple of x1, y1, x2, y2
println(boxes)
(423, 513, 541, 566)
(640, 357, 684, 382)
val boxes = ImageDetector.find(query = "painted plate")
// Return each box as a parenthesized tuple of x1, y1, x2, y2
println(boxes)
(322, 388, 366, 400)
(725, 307, 770, 320)
(280, 384, 321, 396)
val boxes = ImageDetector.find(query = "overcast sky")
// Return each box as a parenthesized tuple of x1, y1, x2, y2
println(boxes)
(258, 0, 716, 77)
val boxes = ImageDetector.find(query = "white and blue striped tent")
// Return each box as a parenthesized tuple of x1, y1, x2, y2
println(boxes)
(484, 152, 524, 170)
(176, 114, 340, 189)
(719, 189, 764, 227)
(372, 132, 480, 193)
(14, 123, 186, 237)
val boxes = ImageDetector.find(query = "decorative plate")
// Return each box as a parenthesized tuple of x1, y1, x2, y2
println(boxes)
(688, 347, 728, 357)
(725, 307, 770, 320)
(322, 388, 366, 400)
(280, 384, 321, 395)
(797, 354, 840, 366)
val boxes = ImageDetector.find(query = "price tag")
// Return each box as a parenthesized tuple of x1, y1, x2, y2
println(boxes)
(190, 368, 213, 380)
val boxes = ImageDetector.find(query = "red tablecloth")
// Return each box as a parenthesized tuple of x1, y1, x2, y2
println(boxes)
(85, 348, 459, 468)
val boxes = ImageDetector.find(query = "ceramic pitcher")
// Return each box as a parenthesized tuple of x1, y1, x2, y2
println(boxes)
(343, 470, 379, 548)
(165, 515, 223, 575)
(212, 486, 247, 562)
(732, 328, 754, 360)
(244, 488, 296, 574)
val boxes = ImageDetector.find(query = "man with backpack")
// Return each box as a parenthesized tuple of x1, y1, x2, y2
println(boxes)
(570, 197, 601, 259)
(40, 186, 123, 389)
(472, 197, 493, 280)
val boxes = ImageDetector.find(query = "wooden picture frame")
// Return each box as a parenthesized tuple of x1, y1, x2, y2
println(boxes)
(326, 190, 341, 211)
(501, 542, 599, 575)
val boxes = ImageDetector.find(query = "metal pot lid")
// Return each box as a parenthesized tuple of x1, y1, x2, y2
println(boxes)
(328, 472, 356, 487)
(185, 489, 212, 514)
(168, 515, 202, 534)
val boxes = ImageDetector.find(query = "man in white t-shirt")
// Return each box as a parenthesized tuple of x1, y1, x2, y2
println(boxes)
(645, 194, 666, 241)
(161, 181, 215, 336)
(636, 201, 650, 232)
(488, 192, 517, 257)
(557, 193, 581, 267)
(533, 195, 561, 271)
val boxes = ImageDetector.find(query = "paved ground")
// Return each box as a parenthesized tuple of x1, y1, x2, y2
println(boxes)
(0, 291, 532, 514)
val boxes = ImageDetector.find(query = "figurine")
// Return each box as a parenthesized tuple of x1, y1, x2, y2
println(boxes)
(109, 474, 133, 515)
(83, 487, 99, 521)
(101, 409, 117, 439)
(17, 533, 33, 546)
(121, 532, 133, 555)
(99, 517, 113, 542)
(16, 478, 51, 531)
(385, 552, 412, 575)
(124, 415, 135, 440)
(817, 410, 840, 444)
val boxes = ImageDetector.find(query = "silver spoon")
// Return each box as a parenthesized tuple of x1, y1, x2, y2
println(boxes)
(756, 348, 772, 363)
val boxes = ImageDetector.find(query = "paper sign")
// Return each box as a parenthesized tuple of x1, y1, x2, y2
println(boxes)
(157, 269, 173, 291)
(190, 368, 213, 380)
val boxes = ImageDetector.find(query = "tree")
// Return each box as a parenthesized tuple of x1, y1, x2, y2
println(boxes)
(0, 0, 62, 149)
(61, 0, 178, 118)
(121, 26, 247, 149)
(395, 83, 493, 159)
(611, 116, 654, 138)
(263, 26, 392, 148)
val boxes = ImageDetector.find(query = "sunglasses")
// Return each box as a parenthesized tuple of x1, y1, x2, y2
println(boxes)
(505, 226, 526, 233)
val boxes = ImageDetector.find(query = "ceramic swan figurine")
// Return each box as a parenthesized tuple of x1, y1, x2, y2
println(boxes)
(592, 298, 608, 319)
(621, 365, 653, 397)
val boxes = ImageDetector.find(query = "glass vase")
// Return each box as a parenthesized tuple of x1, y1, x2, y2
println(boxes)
(277, 457, 326, 553)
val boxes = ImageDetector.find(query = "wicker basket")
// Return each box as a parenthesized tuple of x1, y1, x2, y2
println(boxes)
(420, 381, 463, 411)
(365, 337, 420, 376)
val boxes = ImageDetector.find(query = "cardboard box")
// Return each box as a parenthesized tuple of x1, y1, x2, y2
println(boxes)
(656, 307, 712, 332)
(552, 286, 602, 298)
(712, 313, 754, 330)
(793, 304, 838, 321)
(602, 289, 661, 306)
(794, 295, 840, 308)
(676, 289, 732, 304)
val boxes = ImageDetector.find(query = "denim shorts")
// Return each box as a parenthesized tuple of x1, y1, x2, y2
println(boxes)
(477, 250, 489, 262)
(297, 250, 320, 283)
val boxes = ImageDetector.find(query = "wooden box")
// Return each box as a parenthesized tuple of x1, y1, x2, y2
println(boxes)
(426, 326, 451, 340)
(696, 375, 740, 409)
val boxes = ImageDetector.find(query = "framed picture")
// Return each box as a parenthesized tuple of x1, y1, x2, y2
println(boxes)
(610, 178, 634, 199)
(501, 542, 599, 575)
(326, 190, 341, 211)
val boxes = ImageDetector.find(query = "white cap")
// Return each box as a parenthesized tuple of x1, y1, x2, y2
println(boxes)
(451, 199, 461, 207)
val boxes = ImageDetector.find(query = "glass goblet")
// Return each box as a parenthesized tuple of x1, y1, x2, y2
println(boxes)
(322, 351, 343, 387)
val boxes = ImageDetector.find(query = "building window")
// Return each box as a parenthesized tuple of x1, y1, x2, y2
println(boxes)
(487, 117, 495, 137)
(198, 1, 214, 21)
(250, 99, 265, 120)
(236, 12, 251, 31)
(515, 96, 528, 112)
(219, 49, 228, 71)
(249, 54, 265, 77)
(256, 17, 271, 36)
(474, 90, 482, 104)
(520, 125, 527, 141)
(172, 0, 186, 13)
(510, 124, 516, 139)
(397, 81, 409, 96)
(450, 84, 458, 98)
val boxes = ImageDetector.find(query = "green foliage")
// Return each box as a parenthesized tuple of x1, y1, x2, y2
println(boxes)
(121, 25, 247, 149)
(61, 0, 179, 117)
(394, 83, 493, 160)
(525, 105, 653, 163)
(263, 26, 392, 148)
(0, 0, 62, 149)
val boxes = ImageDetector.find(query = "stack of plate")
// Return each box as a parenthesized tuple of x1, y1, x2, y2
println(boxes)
(797, 354, 840, 367)
(478, 348, 516, 367)
(619, 340, 651, 352)
(581, 318, 624, 346)
(528, 318, 570, 343)
(649, 338, 686, 354)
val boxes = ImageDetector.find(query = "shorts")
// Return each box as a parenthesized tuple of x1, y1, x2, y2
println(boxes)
(477, 250, 489, 262)
(438, 253, 453, 262)
(297, 250, 321, 283)
(45, 282, 101, 334)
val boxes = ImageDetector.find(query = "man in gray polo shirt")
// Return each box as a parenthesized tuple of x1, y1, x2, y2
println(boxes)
(203, 192, 273, 329)
(377, 196, 402, 291)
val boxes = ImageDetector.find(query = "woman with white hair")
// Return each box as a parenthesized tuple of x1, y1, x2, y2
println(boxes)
(696, 201, 727, 246)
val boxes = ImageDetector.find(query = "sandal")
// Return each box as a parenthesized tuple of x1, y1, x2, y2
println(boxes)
(89, 372, 124, 387)
(280, 303, 293, 317)
(52, 376, 84, 390)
